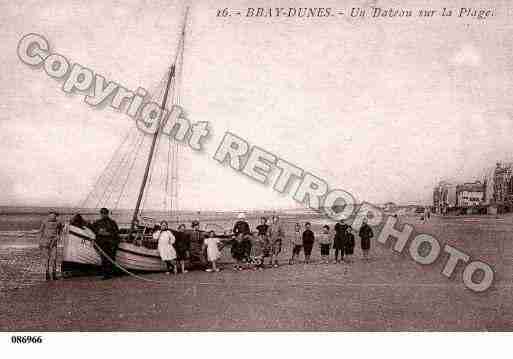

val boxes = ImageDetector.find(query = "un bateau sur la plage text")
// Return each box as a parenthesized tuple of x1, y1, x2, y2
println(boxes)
(218, 7, 494, 20)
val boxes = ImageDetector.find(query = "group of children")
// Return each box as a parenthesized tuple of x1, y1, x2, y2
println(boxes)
(197, 215, 374, 273)
(219, 214, 284, 271)
(152, 212, 375, 274)
(290, 221, 362, 265)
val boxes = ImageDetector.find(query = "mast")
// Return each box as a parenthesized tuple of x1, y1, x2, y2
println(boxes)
(128, 7, 189, 239)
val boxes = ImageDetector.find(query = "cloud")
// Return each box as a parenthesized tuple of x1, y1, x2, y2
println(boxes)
(450, 44, 482, 67)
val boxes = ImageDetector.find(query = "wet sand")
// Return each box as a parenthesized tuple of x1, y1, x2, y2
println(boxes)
(1, 215, 512, 331)
(0, 246, 62, 292)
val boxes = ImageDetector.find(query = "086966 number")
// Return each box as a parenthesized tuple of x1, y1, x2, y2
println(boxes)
(11, 336, 42, 344)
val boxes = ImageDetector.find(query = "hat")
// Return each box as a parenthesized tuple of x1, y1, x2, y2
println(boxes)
(100, 207, 109, 214)
(237, 213, 246, 219)
(191, 220, 200, 227)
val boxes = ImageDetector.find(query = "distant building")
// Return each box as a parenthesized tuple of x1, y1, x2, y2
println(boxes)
(433, 181, 457, 214)
(492, 162, 513, 204)
(456, 182, 485, 207)
(434, 162, 513, 214)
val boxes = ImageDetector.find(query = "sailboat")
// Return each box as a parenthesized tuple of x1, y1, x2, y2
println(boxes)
(62, 7, 210, 273)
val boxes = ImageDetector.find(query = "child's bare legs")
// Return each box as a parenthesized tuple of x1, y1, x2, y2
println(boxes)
(179, 260, 187, 273)
(321, 246, 330, 263)
(335, 249, 343, 263)
(165, 260, 176, 274)
(290, 252, 296, 264)
(363, 250, 369, 260)
(272, 253, 279, 267)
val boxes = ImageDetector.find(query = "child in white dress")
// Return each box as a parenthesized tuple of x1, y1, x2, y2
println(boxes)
(153, 221, 177, 275)
(203, 230, 221, 272)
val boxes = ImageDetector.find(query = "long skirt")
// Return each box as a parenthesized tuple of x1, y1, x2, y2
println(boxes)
(333, 235, 344, 250)
(271, 239, 282, 256)
(206, 245, 220, 262)
(158, 238, 176, 261)
(303, 242, 313, 256)
(361, 237, 371, 251)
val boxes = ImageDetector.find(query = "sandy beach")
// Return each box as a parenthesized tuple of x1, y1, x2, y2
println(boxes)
(1, 214, 511, 331)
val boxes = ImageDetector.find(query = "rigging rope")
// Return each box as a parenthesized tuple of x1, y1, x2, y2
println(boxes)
(139, 68, 174, 216)
(96, 131, 141, 209)
(140, 111, 166, 216)
(75, 6, 190, 226)
(138, 12, 188, 218)
(92, 240, 175, 284)
(173, 16, 186, 215)
(113, 133, 147, 210)
(102, 131, 145, 207)
(88, 70, 169, 210)
(80, 130, 132, 209)
(165, 129, 172, 213)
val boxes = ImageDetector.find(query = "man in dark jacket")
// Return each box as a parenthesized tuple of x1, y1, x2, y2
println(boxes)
(91, 208, 120, 279)
(233, 213, 252, 264)
(359, 218, 374, 260)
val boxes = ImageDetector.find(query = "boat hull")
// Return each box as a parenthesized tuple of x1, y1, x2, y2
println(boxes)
(62, 224, 167, 274)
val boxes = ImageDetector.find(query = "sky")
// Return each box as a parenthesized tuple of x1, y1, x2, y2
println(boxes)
(1, 0, 513, 210)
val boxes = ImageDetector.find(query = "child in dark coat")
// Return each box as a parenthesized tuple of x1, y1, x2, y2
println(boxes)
(359, 218, 374, 260)
(333, 220, 348, 263)
(173, 224, 190, 274)
(344, 227, 355, 262)
(302, 222, 315, 264)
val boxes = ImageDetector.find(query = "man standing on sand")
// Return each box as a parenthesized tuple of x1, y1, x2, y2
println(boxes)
(38, 211, 63, 281)
(359, 218, 374, 260)
(91, 208, 120, 280)
(233, 213, 252, 265)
